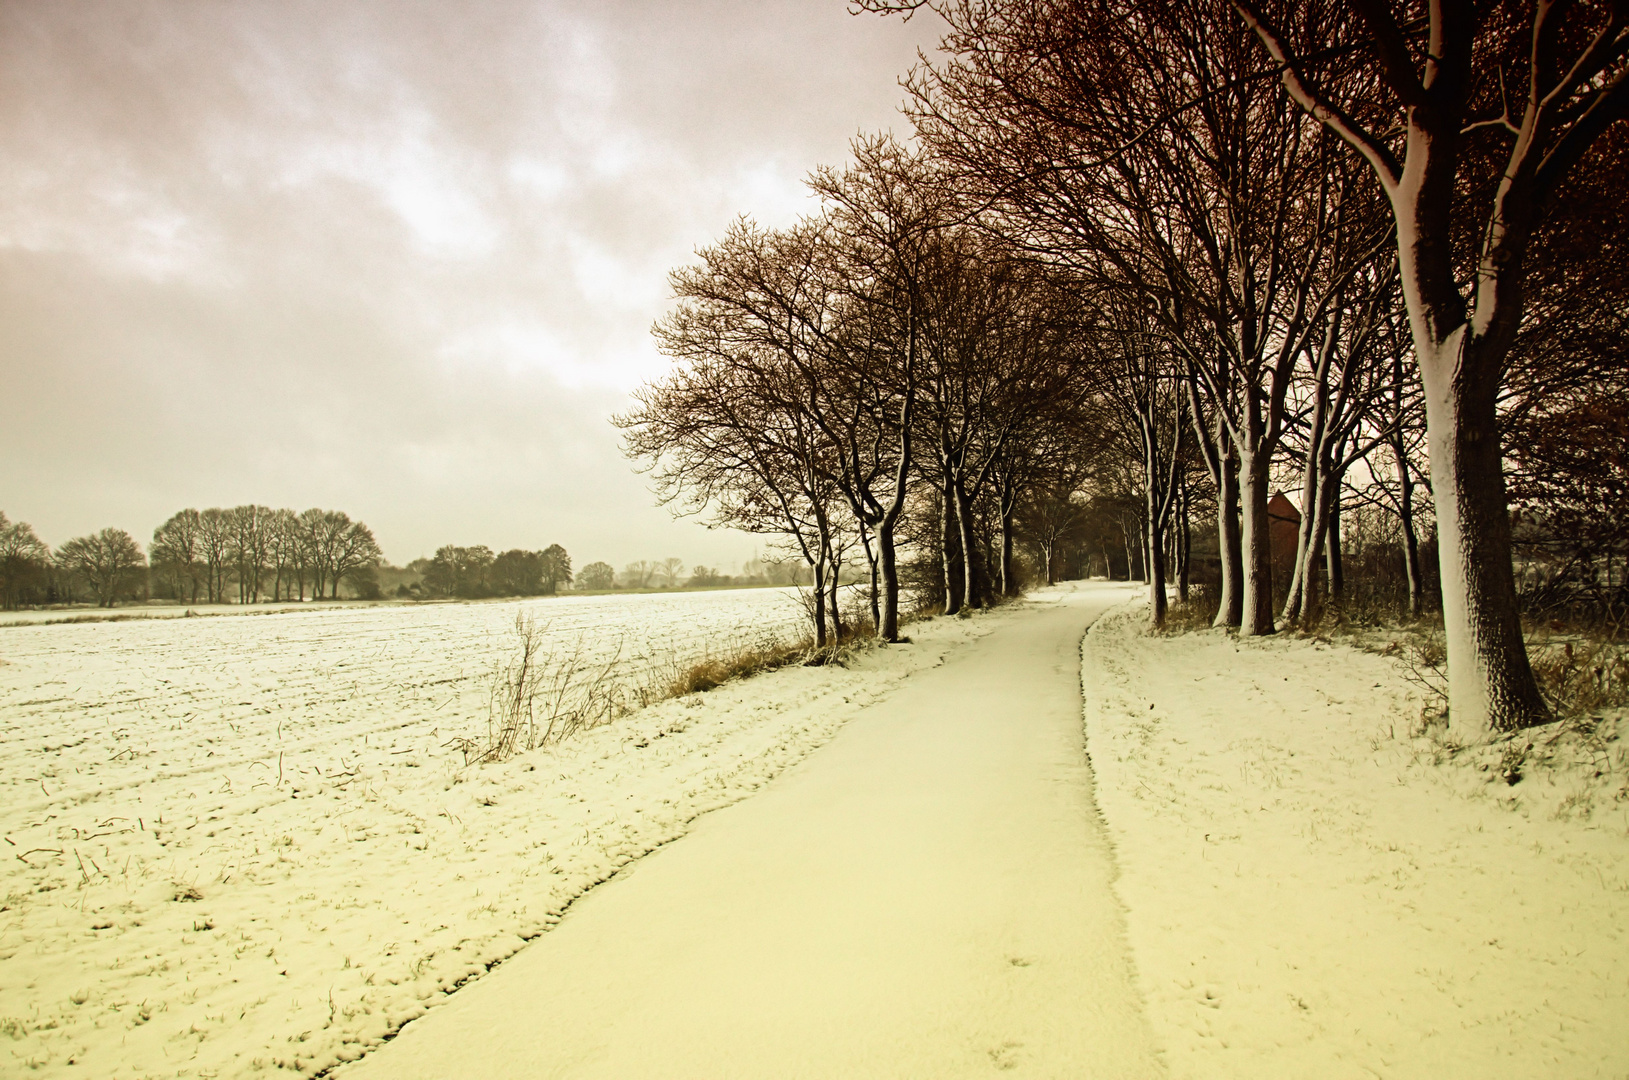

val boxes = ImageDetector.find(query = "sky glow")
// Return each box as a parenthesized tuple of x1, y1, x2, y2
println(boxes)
(0, 0, 943, 570)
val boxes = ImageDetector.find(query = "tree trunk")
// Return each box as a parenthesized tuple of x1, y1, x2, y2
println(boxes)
(999, 486, 1017, 597)
(1395, 437, 1424, 618)
(1215, 443, 1244, 628)
(999, 515, 1015, 597)
(1325, 483, 1344, 601)
(1177, 480, 1191, 603)
(1145, 473, 1168, 628)
(827, 543, 844, 645)
(954, 474, 979, 612)
(940, 484, 962, 615)
(1420, 330, 1548, 732)
(811, 557, 828, 649)
(1238, 443, 1275, 636)
(878, 521, 902, 641)
(1146, 502, 1168, 628)
(1282, 376, 1329, 626)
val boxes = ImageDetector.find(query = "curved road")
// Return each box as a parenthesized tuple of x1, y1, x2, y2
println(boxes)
(341, 582, 1162, 1078)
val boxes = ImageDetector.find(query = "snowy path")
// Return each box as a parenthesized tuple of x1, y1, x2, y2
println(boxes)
(340, 582, 1162, 1079)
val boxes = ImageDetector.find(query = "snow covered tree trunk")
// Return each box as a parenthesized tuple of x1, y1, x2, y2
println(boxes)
(1177, 484, 1191, 604)
(999, 509, 1015, 598)
(878, 520, 902, 642)
(828, 554, 844, 644)
(811, 557, 828, 649)
(1420, 330, 1548, 732)
(1394, 438, 1423, 618)
(940, 481, 962, 616)
(1141, 423, 1170, 627)
(1237, 444, 1275, 636)
(1146, 493, 1169, 628)
(954, 475, 979, 611)
(1214, 444, 1244, 628)
(1282, 426, 1325, 626)
(1324, 484, 1344, 601)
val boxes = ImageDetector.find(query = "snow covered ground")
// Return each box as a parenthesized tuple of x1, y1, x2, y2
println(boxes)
(0, 587, 923, 1077)
(338, 583, 1159, 1079)
(1084, 601, 1629, 1079)
(6, 585, 1624, 1077)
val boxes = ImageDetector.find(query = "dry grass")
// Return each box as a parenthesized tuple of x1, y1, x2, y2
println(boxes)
(1158, 586, 1221, 635)
(656, 635, 813, 697)
(449, 596, 940, 766)
(446, 614, 627, 765)
(1526, 633, 1629, 716)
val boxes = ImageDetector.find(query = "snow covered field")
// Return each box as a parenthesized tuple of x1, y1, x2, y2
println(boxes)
(0, 587, 925, 1077)
(1084, 603, 1629, 1079)
(8, 585, 1624, 1078)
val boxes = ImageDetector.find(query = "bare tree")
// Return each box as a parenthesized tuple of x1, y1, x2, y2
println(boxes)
(0, 512, 51, 610)
(578, 561, 615, 591)
(1233, 0, 1629, 731)
(265, 508, 299, 601)
(886, 0, 1384, 632)
(540, 544, 573, 594)
(329, 515, 382, 598)
(151, 509, 204, 604)
(56, 527, 146, 607)
(228, 504, 273, 604)
(198, 507, 233, 604)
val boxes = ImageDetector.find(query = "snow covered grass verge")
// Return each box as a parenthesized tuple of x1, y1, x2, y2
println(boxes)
(0, 598, 1002, 1078)
(1084, 601, 1629, 1079)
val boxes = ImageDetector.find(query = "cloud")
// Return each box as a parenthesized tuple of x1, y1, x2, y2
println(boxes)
(0, 0, 943, 568)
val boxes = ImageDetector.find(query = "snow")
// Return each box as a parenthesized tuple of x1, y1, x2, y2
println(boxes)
(1083, 600, 1629, 1078)
(0, 587, 867, 1077)
(4, 582, 1623, 1077)
(338, 582, 1159, 1079)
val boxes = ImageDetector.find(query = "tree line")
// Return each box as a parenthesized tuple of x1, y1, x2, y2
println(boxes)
(0, 506, 384, 609)
(620, 0, 1629, 740)
(1, 503, 810, 609)
(572, 555, 815, 592)
(407, 544, 573, 599)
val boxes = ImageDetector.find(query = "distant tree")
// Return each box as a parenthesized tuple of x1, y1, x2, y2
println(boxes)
(150, 509, 204, 604)
(621, 560, 655, 589)
(0, 512, 51, 610)
(56, 527, 147, 607)
(491, 549, 544, 595)
(540, 543, 572, 594)
(228, 504, 274, 603)
(329, 516, 383, 598)
(198, 508, 233, 604)
(423, 545, 495, 598)
(689, 565, 729, 587)
(578, 561, 615, 590)
(265, 508, 300, 601)
(346, 564, 383, 601)
(654, 557, 685, 588)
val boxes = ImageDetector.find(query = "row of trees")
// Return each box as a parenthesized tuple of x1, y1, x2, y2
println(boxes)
(572, 556, 815, 591)
(2, 512, 155, 609)
(150, 506, 383, 604)
(409, 544, 572, 599)
(0, 507, 384, 609)
(4, 506, 815, 609)
(622, 0, 1629, 739)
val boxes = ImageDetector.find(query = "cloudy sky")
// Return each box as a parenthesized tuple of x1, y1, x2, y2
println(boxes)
(0, 0, 943, 571)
